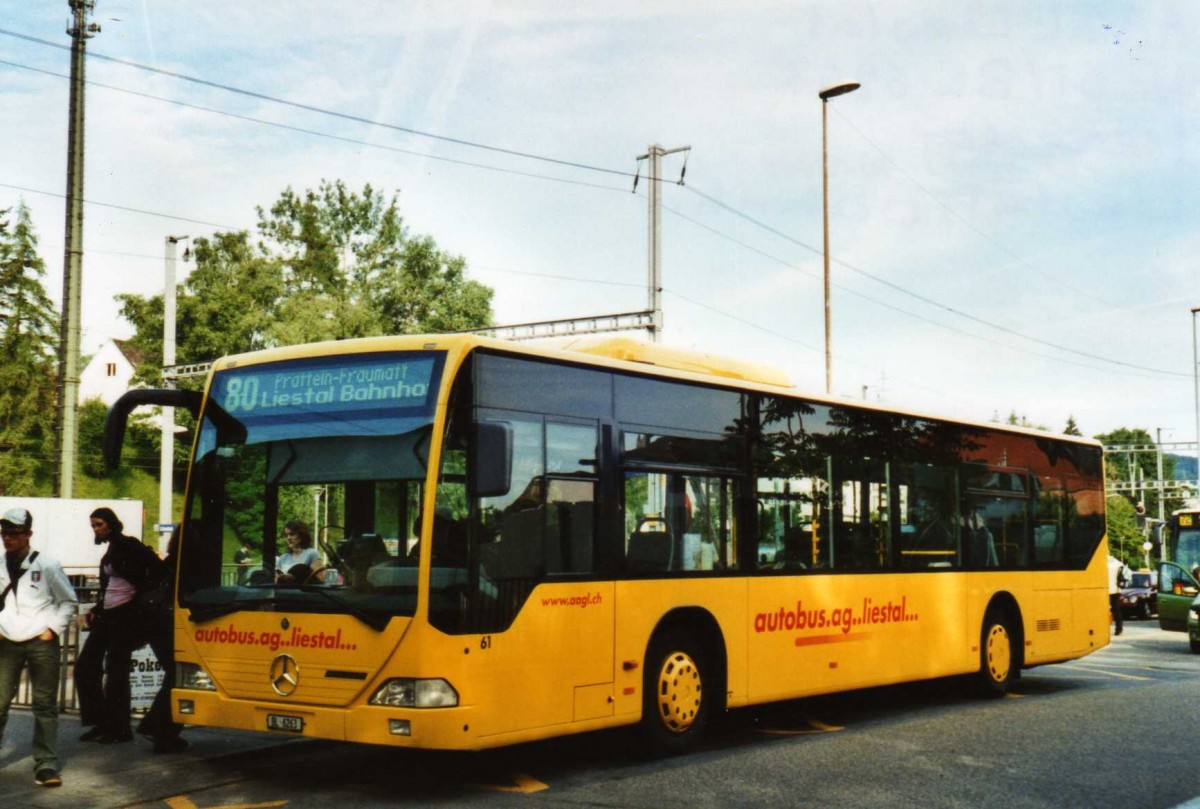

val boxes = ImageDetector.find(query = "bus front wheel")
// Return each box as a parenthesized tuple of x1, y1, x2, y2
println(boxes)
(974, 609, 1017, 697)
(639, 628, 709, 755)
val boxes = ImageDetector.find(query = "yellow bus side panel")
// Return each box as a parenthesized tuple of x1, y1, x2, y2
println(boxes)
(465, 581, 615, 739)
(746, 572, 970, 702)
(613, 579, 749, 718)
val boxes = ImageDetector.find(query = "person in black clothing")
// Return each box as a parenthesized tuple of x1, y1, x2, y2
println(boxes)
(75, 507, 165, 744)
(136, 529, 187, 753)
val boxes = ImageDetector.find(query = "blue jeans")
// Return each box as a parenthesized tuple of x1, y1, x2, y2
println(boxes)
(0, 636, 62, 771)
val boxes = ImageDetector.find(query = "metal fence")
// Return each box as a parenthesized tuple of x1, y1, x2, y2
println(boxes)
(9, 583, 161, 715)
(10, 565, 251, 713)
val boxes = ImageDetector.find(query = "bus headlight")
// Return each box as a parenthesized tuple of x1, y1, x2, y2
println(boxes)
(176, 662, 217, 691)
(369, 678, 458, 708)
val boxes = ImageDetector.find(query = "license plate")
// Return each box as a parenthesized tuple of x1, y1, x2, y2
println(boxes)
(267, 714, 304, 733)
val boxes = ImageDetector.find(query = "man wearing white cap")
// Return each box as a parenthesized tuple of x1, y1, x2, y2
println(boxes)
(0, 506, 78, 788)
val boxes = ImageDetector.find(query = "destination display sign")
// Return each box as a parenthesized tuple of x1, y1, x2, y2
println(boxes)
(212, 354, 437, 417)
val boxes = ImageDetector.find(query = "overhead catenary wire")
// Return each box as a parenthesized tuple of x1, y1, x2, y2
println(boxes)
(0, 28, 1182, 381)
(828, 104, 1116, 308)
(0, 58, 630, 196)
(660, 202, 1187, 383)
(680, 185, 1188, 379)
(0, 29, 632, 179)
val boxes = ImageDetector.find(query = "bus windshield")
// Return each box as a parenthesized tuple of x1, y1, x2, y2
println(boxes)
(1175, 525, 1200, 573)
(179, 351, 446, 629)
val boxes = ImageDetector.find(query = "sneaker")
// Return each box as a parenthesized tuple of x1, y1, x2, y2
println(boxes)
(34, 768, 62, 787)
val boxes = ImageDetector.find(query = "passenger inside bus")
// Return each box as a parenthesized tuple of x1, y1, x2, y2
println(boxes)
(406, 511, 459, 564)
(772, 526, 810, 570)
(962, 507, 999, 568)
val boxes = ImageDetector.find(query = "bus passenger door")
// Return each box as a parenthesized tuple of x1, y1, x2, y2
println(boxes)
(467, 415, 614, 736)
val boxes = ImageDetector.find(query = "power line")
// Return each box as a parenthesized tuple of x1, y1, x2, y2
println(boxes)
(662, 288, 992, 412)
(0, 181, 243, 231)
(1, 29, 1179, 379)
(0, 58, 630, 196)
(830, 105, 1116, 308)
(0, 29, 633, 179)
(680, 184, 1188, 379)
(660, 201, 1186, 382)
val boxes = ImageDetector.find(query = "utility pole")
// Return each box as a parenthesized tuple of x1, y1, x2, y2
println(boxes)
(55, 0, 99, 498)
(159, 235, 188, 552)
(636, 144, 689, 343)
(1156, 428, 1167, 523)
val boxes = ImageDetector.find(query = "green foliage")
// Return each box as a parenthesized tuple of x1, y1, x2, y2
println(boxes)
(1096, 427, 1188, 569)
(77, 398, 164, 480)
(1105, 495, 1142, 567)
(0, 202, 58, 496)
(1095, 427, 1183, 517)
(117, 179, 494, 384)
(1064, 415, 1082, 436)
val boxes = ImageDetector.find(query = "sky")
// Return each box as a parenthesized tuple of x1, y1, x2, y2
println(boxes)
(1, 2, 1197, 446)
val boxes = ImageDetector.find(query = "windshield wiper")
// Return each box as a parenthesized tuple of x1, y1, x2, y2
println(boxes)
(188, 588, 390, 631)
(292, 585, 391, 631)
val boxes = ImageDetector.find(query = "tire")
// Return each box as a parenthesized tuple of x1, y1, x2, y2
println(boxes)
(1190, 637, 1200, 655)
(973, 608, 1017, 697)
(1139, 601, 1152, 621)
(638, 627, 710, 756)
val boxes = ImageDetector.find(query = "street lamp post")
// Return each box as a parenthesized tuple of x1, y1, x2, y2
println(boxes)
(820, 81, 860, 396)
(159, 235, 189, 553)
(1192, 306, 1200, 496)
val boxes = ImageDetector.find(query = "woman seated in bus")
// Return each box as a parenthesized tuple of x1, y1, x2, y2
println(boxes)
(276, 520, 323, 582)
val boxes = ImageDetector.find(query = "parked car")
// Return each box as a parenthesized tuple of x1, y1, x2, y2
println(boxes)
(1156, 562, 1200, 654)
(1119, 570, 1158, 619)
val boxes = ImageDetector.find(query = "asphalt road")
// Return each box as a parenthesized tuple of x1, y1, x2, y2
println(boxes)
(3, 619, 1198, 809)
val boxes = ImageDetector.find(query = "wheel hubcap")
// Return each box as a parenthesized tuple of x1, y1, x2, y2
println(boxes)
(655, 651, 702, 733)
(985, 623, 1011, 683)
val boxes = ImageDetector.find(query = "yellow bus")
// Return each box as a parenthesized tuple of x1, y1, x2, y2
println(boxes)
(106, 334, 1109, 753)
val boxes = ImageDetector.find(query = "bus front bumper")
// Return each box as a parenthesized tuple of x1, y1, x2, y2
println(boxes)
(173, 690, 479, 750)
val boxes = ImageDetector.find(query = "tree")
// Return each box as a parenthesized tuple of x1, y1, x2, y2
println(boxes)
(1001, 410, 1049, 432)
(117, 180, 493, 382)
(1105, 495, 1142, 567)
(0, 201, 57, 495)
(1095, 427, 1185, 558)
(1064, 415, 1082, 436)
(77, 398, 160, 480)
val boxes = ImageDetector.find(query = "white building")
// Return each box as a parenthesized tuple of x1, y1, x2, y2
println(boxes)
(79, 338, 143, 406)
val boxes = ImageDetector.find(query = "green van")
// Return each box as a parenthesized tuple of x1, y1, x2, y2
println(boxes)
(1156, 562, 1200, 654)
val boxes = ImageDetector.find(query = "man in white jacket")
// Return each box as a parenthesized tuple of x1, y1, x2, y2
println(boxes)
(0, 506, 78, 788)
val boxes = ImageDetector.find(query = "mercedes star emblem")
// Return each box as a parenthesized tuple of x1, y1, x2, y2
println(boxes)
(270, 653, 300, 697)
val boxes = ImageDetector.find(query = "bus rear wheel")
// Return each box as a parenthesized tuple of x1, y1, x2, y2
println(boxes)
(639, 628, 709, 756)
(974, 609, 1017, 697)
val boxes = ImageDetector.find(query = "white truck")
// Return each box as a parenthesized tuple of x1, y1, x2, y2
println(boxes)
(0, 496, 146, 577)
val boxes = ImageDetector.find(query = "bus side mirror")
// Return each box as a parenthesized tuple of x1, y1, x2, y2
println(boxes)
(470, 421, 512, 498)
(105, 388, 202, 469)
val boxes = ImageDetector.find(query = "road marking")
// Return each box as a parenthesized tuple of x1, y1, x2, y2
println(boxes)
(1060, 664, 1153, 682)
(756, 717, 844, 736)
(165, 798, 287, 809)
(469, 773, 549, 793)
